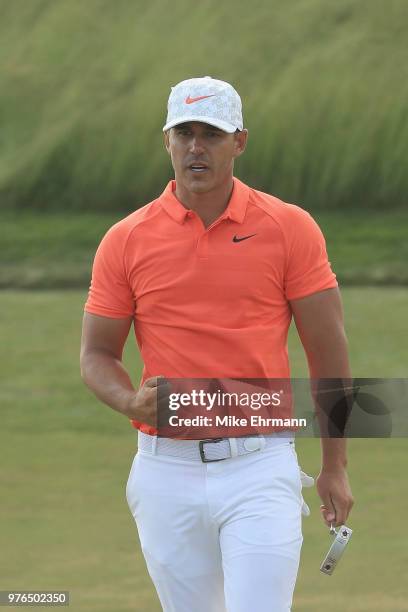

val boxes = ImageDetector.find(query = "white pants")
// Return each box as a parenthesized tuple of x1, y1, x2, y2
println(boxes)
(126, 436, 304, 612)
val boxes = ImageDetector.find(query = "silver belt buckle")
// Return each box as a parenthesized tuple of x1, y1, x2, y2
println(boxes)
(199, 438, 226, 463)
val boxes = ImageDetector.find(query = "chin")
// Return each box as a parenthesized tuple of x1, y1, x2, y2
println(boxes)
(184, 177, 214, 193)
(189, 182, 213, 193)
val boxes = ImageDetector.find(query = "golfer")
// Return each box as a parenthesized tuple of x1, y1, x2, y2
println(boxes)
(80, 76, 353, 611)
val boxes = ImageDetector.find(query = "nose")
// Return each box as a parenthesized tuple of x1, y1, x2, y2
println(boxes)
(189, 135, 205, 155)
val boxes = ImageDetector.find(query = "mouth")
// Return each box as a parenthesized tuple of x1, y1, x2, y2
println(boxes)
(187, 163, 209, 173)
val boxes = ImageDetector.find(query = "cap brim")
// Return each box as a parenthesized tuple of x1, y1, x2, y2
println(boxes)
(163, 115, 237, 133)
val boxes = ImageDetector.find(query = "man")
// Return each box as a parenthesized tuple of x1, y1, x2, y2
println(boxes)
(80, 76, 353, 611)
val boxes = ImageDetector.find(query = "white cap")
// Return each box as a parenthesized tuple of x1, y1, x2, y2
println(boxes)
(163, 76, 243, 133)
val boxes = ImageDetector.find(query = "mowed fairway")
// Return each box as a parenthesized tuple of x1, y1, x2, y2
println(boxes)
(0, 288, 407, 612)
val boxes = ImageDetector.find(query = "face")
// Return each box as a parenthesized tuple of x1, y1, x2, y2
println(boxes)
(164, 122, 248, 194)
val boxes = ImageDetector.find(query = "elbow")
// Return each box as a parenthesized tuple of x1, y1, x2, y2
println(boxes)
(307, 325, 349, 355)
(80, 363, 87, 384)
(79, 350, 91, 385)
(305, 329, 351, 377)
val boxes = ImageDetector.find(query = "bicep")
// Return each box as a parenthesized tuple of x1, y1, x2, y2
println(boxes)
(289, 287, 347, 352)
(80, 312, 133, 360)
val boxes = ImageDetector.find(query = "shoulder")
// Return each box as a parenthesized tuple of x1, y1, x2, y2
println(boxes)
(249, 186, 313, 225)
(99, 198, 163, 248)
(248, 186, 322, 242)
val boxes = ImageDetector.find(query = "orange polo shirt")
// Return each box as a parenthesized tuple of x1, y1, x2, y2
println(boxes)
(84, 177, 337, 433)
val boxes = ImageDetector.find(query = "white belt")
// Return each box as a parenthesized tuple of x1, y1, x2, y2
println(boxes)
(137, 431, 314, 516)
(138, 430, 294, 463)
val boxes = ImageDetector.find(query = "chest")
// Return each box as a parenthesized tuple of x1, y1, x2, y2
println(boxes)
(127, 219, 287, 319)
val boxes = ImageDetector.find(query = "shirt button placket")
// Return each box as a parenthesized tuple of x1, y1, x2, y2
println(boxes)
(186, 212, 205, 259)
(197, 233, 209, 260)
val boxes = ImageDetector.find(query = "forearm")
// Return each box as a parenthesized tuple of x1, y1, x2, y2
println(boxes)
(291, 289, 354, 525)
(80, 350, 136, 417)
(306, 334, 352, 468)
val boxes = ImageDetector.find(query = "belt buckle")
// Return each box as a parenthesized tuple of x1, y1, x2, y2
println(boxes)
(199, 438, 226, 463)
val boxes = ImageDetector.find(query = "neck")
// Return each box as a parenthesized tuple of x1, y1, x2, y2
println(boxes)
(175, 177, 234, 228)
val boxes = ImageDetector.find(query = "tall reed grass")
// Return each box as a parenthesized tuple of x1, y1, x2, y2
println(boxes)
(1, 0, 407, 211)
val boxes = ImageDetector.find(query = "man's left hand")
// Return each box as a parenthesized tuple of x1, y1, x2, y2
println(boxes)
(316, 466, 354, 527)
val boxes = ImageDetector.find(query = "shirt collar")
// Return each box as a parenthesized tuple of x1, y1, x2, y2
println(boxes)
(159, 177, 250, 225)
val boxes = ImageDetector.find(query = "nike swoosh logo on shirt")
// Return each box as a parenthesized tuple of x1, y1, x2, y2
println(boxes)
(185, 94, 216, 104)
(232, 234, 257, 243)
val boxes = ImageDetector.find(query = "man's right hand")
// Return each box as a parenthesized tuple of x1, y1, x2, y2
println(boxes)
(124, 376, 167, 427)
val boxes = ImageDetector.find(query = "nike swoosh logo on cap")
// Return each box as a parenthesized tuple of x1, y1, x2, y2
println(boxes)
(232, 234, 257, 243)
(185, 94, 216, 104)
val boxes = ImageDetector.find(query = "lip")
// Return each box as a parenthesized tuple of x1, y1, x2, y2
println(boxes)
(188, 167, 209, 173)
(186, 162, 209, 170)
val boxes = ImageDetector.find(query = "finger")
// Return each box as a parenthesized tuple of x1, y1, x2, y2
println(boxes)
(319, 495, 336, 525)
(333, 504, 347, 527)
(144, 375, 165, 388)
(157, 389, 172, 415)
(329, 496, 353, 527)
(321, 512, 335, 528)
(320, 505, 332, 525)
(320, 492, 336, 520)
(339, 497, 354, 526)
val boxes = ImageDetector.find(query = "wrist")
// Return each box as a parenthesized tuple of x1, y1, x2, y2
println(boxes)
(320, 460, 348, 472)
(119, 389, 139, 418)
(320, 437, 348, 471)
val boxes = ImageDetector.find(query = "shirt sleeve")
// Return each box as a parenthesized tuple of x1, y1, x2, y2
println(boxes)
(284, 206, 338, 301)
(84, 223, 135, 318)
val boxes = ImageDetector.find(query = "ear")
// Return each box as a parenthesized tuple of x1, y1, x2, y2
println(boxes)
(233, 129, 248, 159)
(163, 130, 171, 154)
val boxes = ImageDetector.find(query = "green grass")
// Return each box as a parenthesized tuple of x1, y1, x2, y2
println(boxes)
(0, 288, 407, 610)
(1, 0, 408, 211)
(1, 209, 408, 288)
(0, 212, 118, 289)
